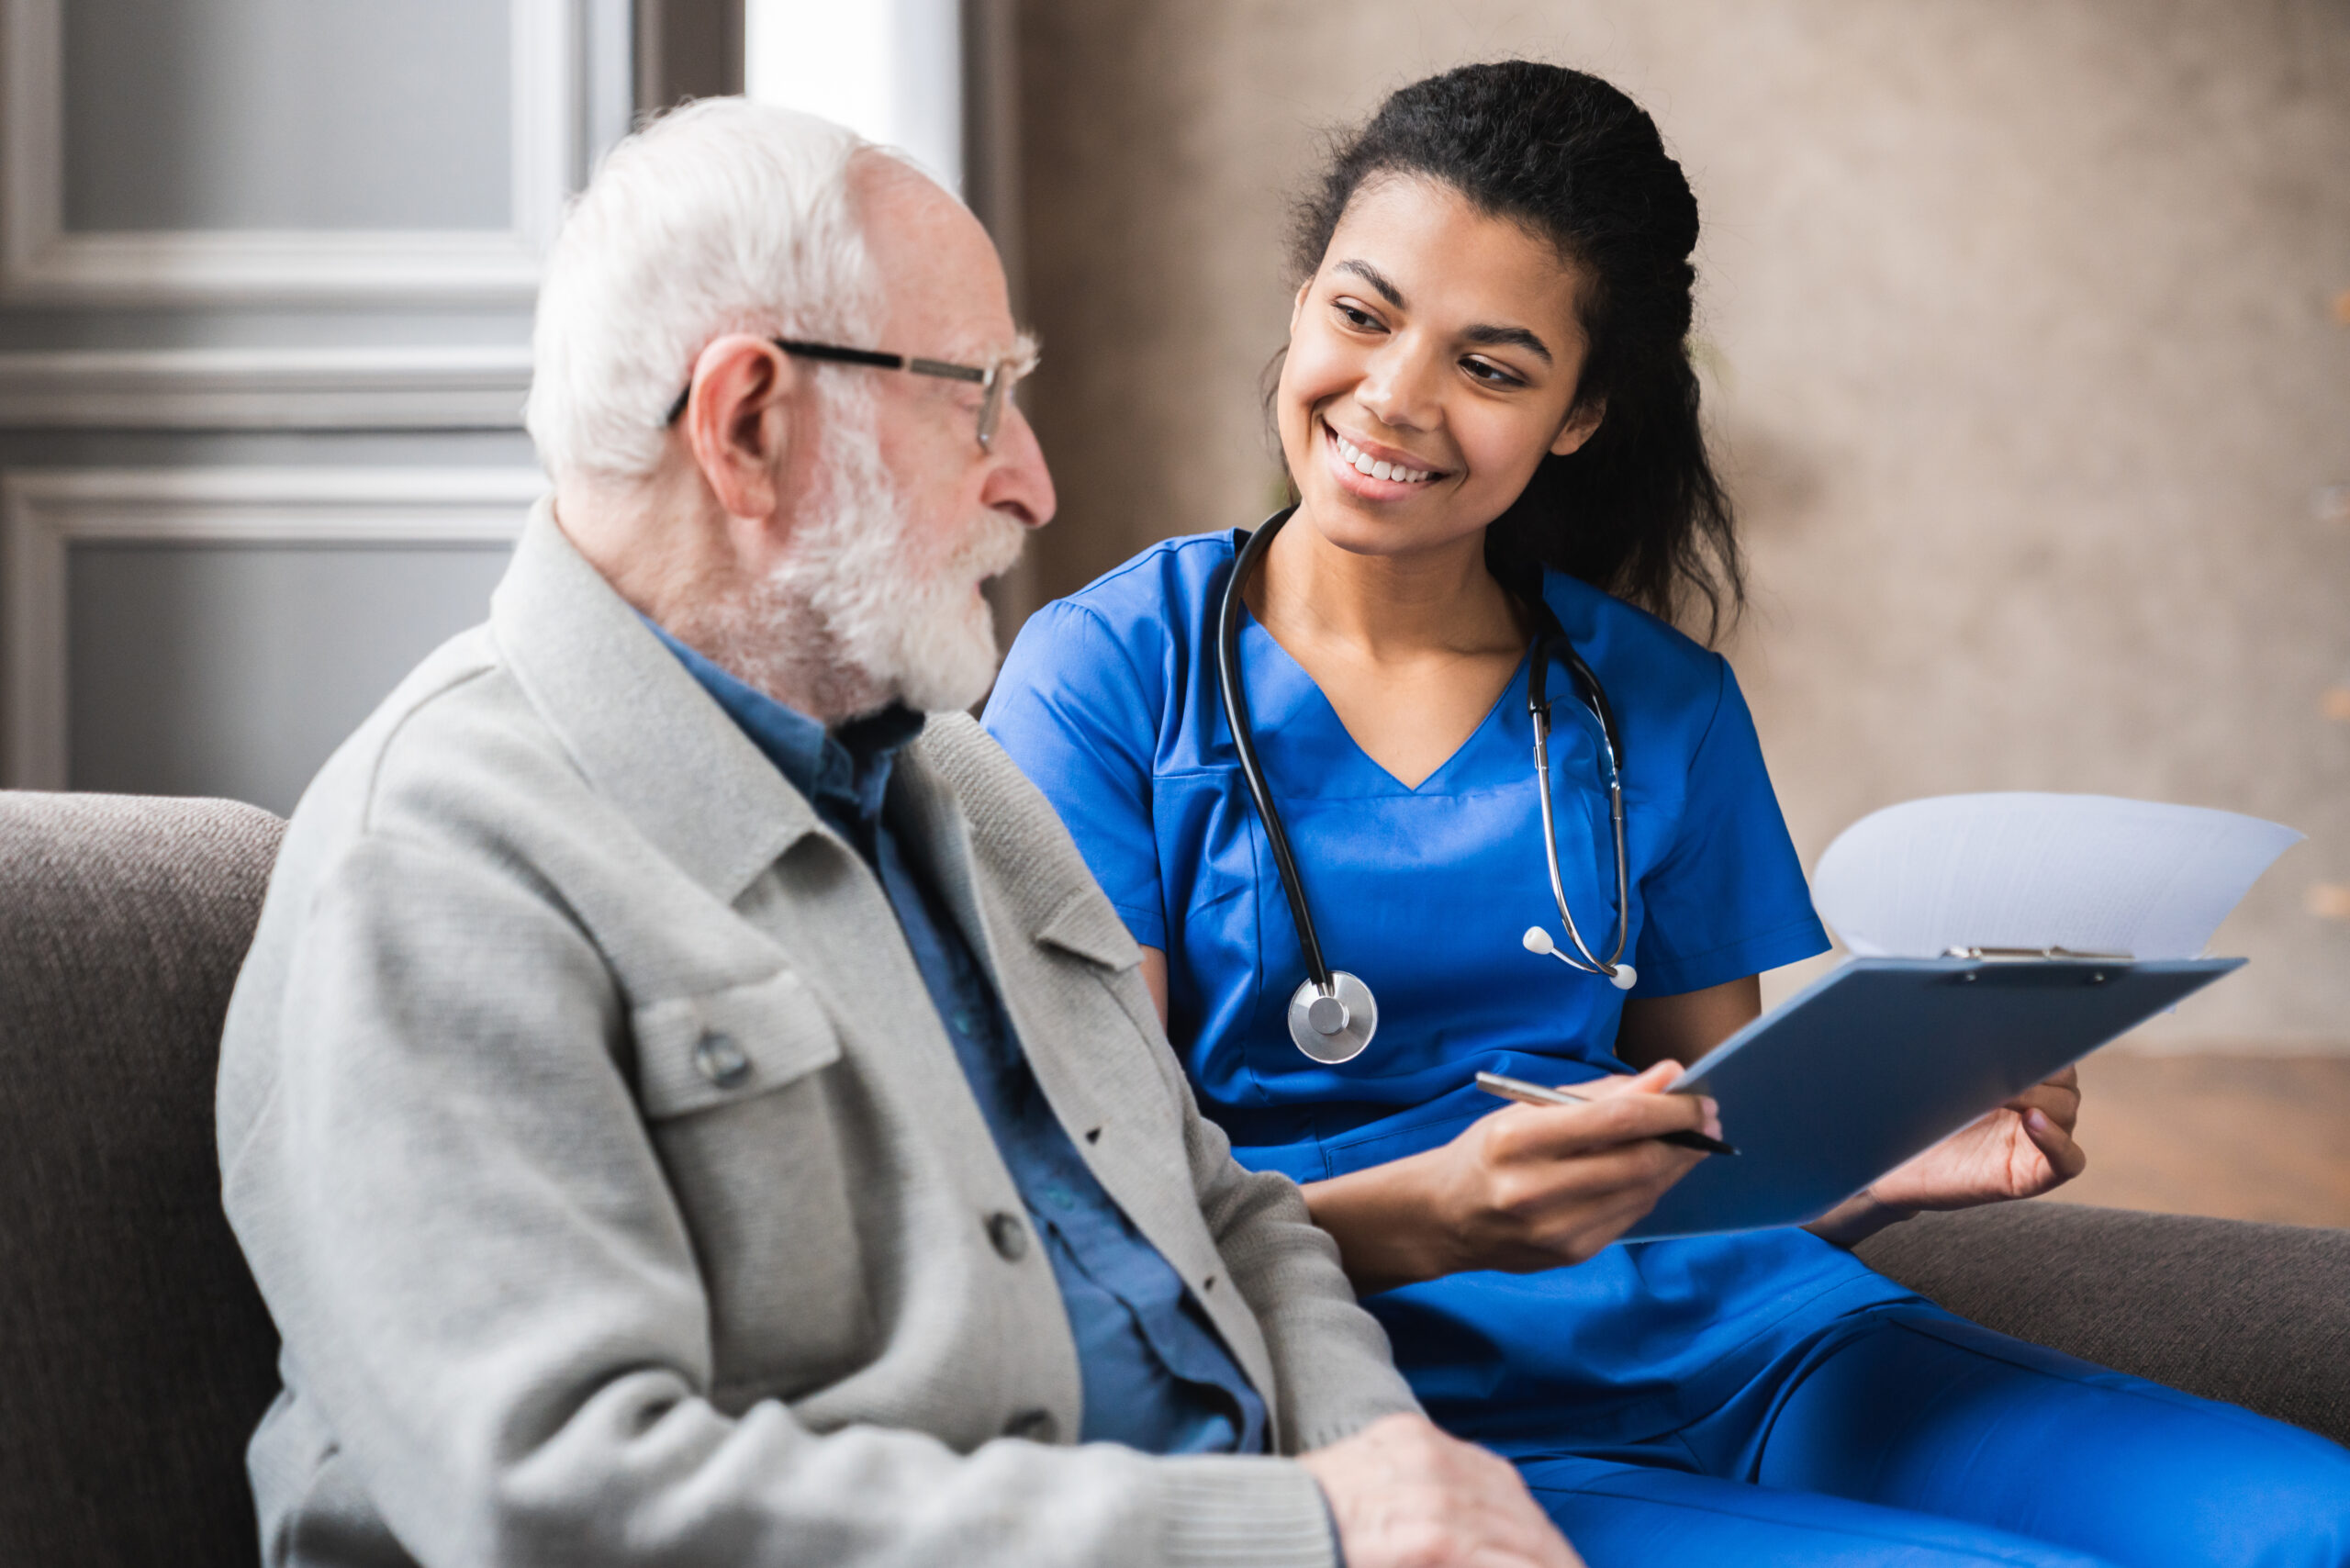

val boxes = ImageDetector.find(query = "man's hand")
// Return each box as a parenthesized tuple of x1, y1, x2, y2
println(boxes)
(1807, 1068, 2087, 1247)
(1299, 1413, 1583, 1568)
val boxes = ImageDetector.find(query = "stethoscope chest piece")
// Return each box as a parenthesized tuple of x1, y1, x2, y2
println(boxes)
(1286, 970, 1377, 1063)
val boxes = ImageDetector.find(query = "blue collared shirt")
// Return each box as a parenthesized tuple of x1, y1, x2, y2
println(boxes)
(648, 622, 1266, 1456)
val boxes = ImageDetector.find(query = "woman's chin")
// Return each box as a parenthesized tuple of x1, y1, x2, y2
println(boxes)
(1297, 478, 1486, 561)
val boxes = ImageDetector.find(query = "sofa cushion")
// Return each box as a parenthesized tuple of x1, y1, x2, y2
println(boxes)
(0, 792, 286, 1568)
(1858, 1200, 2350, 1446)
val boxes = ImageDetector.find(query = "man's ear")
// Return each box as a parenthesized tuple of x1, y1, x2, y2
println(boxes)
(678, 334, 802, 525)
(1550, 396, 1606, 459)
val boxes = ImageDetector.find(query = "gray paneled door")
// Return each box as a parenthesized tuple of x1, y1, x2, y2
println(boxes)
(0, 0, 635, 814)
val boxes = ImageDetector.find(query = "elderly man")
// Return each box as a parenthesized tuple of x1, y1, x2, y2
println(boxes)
(217, 99, 1577, 1568)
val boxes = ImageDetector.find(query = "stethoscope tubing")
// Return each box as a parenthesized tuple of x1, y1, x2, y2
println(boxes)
(1216, 507, 1636, 1059)
(1531, 692, 1632, 974)
(1215, 509, 1338, 996)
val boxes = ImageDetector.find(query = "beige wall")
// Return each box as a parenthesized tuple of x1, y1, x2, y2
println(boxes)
(1013, 0, 2350, 1049)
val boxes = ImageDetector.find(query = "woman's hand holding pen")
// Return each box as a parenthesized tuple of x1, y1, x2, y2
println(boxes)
(1301, 1061, 1719, 1293)
(1141, 947, 1712, 1290)
(1806, 1067, 2087, 1247)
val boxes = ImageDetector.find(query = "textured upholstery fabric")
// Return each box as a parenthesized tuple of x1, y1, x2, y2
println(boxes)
(1857, 1200, 2350, 1446)
(0, 791, 285, 1568)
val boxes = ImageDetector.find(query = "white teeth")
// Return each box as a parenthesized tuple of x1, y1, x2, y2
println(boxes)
(1332, 428, 1432, 483)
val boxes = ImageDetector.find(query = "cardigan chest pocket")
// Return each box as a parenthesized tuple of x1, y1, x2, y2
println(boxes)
(632, 969, 842, 1114)
(631, 969, 874, 1405)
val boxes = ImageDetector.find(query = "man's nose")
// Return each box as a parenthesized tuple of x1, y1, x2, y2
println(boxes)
(983, 402, 1057, 530)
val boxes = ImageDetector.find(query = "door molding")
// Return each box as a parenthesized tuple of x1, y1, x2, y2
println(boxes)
(0, 0, 576, 303)
(2, 465, 543, 788)
(0, 345, 536, 428)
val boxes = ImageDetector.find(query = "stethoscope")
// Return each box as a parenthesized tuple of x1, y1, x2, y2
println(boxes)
(1215, 508, 1637, 1065)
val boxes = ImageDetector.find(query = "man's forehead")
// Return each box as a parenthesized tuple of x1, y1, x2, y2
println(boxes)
(853, 154, 1013, 354)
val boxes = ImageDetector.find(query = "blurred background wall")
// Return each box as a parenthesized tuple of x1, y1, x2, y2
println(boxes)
(1009, 0, 2350, 1057)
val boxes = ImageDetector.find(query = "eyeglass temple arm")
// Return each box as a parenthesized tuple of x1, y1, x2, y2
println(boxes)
(664, 339, 994, 426)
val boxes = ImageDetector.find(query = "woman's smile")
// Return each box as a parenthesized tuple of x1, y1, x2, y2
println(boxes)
(1320, 416, 1445, 498)
(1276, 174, 1597, 559)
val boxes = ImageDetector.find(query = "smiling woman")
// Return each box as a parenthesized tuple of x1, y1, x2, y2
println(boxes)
(1258, 174, 1607, 790)
(983, 59, 2350, 1568)
(1281, 83, 1738, 642)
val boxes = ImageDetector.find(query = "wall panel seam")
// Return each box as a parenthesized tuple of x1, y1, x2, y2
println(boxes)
(0, 464, 543, 789)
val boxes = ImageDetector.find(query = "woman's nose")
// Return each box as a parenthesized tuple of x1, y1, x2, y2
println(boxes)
(1353, 340, 1443, 431)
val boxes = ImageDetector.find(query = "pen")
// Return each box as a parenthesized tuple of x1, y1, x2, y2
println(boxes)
(1474, 1070, 1739, 1157)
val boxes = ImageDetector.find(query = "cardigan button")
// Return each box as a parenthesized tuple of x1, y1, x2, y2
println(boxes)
(1003, 1408, 1058, 1442)
(692, 1031, 751, 1089)
(986, 1210, 1030, 1262)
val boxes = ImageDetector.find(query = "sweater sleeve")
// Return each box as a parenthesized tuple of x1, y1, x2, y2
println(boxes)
(1169, 1048, 1426, 1453)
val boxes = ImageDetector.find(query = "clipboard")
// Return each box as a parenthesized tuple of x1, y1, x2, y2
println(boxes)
(1622, 950, 2243, 1240)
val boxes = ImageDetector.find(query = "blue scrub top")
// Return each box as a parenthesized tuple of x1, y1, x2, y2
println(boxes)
(985, 531, 1918, 1450)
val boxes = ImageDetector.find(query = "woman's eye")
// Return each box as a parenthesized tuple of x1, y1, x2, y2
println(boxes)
(1463, 357, 1526, 387)
(1333, 302, 1382, 330)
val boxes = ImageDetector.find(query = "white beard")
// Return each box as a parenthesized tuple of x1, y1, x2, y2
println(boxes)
(706, 388, 1026, 718)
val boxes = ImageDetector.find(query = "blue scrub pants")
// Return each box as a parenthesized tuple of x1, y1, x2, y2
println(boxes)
(1513, 1303, 2350, 1567)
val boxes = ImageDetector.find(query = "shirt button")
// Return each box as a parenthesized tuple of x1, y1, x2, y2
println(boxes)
(986, 1210, 1029, 1261)
(950, 1008, 978, 1036)
(1002, 1408, 1058, 1443)
(692, 1031, 751, 1089)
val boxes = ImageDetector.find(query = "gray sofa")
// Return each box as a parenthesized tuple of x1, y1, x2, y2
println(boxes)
(3, 790, 2345, 1566)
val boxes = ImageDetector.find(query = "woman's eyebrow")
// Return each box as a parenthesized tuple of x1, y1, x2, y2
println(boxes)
(1332, 260, 1554, 365)
(1334, 259, 1406, 308)
(1462, 322, 1553, 364)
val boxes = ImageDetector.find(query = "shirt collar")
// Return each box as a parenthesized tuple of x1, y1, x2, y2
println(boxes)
(642, 616, 923, 826)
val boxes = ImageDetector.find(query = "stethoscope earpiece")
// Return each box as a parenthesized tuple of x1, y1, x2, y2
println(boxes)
(1524, 925, 1638, 990)
(1219, 508, 1632, 1065)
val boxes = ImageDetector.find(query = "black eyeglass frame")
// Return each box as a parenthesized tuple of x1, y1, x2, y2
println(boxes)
(662, 336, 1033, 452)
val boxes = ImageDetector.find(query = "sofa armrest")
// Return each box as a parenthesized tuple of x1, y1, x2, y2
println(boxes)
(1853, 1201, 2350, 1446)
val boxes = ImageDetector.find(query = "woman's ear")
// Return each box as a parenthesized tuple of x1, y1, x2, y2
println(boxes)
(678, 334, 803, 526)
(1288, 277, 1313, 336)
(1550, 397, 1606, 458)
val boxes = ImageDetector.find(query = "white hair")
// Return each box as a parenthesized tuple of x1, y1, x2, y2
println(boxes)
(526, 97, 878, 481)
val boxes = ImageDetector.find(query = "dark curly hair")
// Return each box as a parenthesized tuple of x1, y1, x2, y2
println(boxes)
(1291, 61, 1742, 639)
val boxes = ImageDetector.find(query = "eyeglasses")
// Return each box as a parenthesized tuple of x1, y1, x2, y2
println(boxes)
(663, 335, 1039, 453)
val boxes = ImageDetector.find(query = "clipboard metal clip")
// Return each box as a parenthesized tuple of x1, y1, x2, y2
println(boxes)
(1942, 946, 2134, 962)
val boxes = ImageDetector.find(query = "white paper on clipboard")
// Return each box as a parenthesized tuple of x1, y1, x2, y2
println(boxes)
(1810, 793, 2301, 961)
